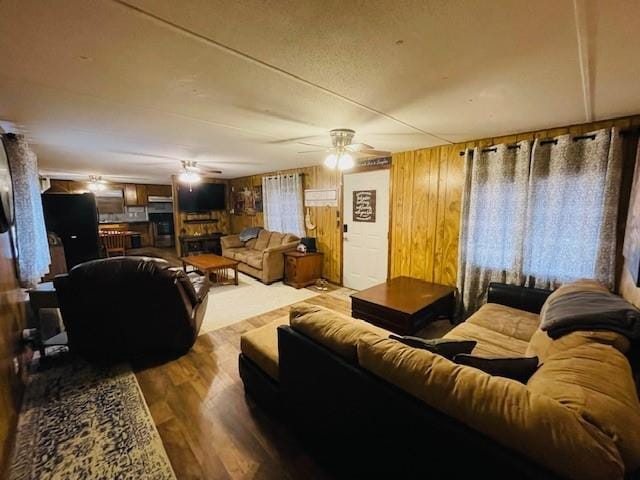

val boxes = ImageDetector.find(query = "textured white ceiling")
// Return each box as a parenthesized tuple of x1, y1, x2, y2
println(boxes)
(0, 0, 638, 183)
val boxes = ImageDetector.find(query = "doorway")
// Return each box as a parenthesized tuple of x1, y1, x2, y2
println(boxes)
(342, 169, 390, 290)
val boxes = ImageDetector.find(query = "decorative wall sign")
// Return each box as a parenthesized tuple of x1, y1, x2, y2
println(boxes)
(304, 188, 338, 207)
(357, 156, 391, 168)
(233, 185, 262, 215)
(353, 190, 376, 222)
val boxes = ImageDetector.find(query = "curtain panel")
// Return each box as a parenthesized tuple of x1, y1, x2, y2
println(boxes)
(457, 128, 622, 316)
(2, 134, 51, 287)
(262, 173, 305, 237)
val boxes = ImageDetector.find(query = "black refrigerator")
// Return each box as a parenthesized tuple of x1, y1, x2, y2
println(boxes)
(41, 193, 101, 269)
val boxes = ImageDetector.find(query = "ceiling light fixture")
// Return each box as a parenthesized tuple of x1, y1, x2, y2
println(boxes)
(178, 160, 202, 191)
(324, 151, 354, 171)
(87, 175, 107, 192)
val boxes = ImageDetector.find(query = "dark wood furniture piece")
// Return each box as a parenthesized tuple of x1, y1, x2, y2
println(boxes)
(182, 253, 239, 286)
(27, 282, 68, 357)
(350, 276, 455, 334)
(284, 251, 323, 289)
(180, 233, 223, 256)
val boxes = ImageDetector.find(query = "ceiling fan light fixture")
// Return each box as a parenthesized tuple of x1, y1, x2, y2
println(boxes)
(88, 175, 106, 192)
(338, 152, 354, 170)
(324, 153, 338, 169)
(178, 170, 202, 185)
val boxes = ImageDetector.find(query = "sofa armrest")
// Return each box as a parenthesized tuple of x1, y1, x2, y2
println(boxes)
(263, 241, 299, 255)
(221, 234, 243, 250)
(487, 283, 552, 314)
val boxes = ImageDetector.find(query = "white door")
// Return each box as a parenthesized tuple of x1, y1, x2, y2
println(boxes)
(343, 169, 390, 290)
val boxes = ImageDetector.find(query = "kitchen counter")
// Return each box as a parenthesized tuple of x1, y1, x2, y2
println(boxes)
(99, 220, 149, 224)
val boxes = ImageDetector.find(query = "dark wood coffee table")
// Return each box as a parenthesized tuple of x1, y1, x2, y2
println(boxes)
(350, 276, 456, 335)
(181, 253, 239, 285)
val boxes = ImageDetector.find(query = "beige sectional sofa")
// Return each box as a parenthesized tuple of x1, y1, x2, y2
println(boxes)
(221, 229, 299, 284)
(239, 280, 640, 479)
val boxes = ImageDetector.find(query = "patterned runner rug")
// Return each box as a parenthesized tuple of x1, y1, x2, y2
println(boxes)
(9, 358, 175, 480)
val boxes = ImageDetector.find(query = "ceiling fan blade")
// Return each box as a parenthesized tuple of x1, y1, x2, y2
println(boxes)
(200, 169, 223, 174)
(346, 143, 374, 151)
(298, 149, 329, 154)
(356, 149, 391, 157)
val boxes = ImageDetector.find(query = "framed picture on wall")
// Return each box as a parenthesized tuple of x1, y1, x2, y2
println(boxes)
(233, 185, 263, 216)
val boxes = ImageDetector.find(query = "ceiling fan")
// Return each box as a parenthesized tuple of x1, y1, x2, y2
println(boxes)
(299, 129, 391, 170)
(177, 160, 222, 189)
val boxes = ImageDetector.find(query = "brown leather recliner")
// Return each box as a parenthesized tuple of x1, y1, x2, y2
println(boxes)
(54, 256, 209, 361)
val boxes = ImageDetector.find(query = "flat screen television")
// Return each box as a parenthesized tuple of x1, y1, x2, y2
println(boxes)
(178, 183, 226, 212)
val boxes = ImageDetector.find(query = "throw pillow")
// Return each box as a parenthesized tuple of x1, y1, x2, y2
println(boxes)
(453, 354, 539, 383)
(238, 226, 262, 242)
(389, 335, 476, 360)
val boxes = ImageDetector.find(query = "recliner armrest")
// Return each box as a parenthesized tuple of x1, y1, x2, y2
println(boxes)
(487, 283, 552, 314)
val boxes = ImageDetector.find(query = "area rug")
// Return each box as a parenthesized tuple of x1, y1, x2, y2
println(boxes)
(200, 272, 318, 333)
(9, 359, 176, 480)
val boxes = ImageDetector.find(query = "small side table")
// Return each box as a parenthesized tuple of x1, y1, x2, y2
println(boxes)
(27, 282, 66, 357)
(284, 251, 324, 289)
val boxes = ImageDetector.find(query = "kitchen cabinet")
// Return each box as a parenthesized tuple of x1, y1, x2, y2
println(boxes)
(124, 185, 137, 206)
(124, 184, 149, 206)
(136, 184, 148, 205)
(146, 184, 172, 197)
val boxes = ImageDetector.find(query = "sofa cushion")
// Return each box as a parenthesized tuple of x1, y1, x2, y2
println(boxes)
(246, 252, 263, 270)
(253, 230, 272, 251)
(289, 303, 391, 361)
(526, 327, 631, 362)
(466, 303, 540, 342)
(245, 238, 257, 249)
(240, 315, 289, 380)
(222, 247, 249, 261)
(527, 342, 640, 472)
(357, 336, 625, 480)
(232, 248, 253, 263)
(444, 322, 530, 357)
(267, 232, 285, 249)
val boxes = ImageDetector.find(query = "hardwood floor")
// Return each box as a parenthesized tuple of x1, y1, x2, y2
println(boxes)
(133, 290, 452, 479)
(133, 294, 350, 480)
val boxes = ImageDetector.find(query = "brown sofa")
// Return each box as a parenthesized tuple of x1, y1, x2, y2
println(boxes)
(239, 280, 640, 479)
(221, 229, 299, 284)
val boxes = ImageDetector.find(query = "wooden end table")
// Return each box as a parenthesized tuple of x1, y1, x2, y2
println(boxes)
(284, 251, 324, 289)
(181, 253, 239, 285)
(350, 276, 455, 335)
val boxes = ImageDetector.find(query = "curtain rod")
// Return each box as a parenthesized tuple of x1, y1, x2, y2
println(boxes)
(457, 134, 600, 156)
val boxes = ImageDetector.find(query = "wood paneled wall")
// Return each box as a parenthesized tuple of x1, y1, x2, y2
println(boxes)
(0, 231, 28, 476)
(390, 114, 640, 287)
(229, 166, 342, 284)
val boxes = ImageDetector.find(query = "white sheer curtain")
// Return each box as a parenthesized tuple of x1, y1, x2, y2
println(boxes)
(262, 173, 305, 237)
(457, 128, 622, 316)
(2, 134, 51, 287)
